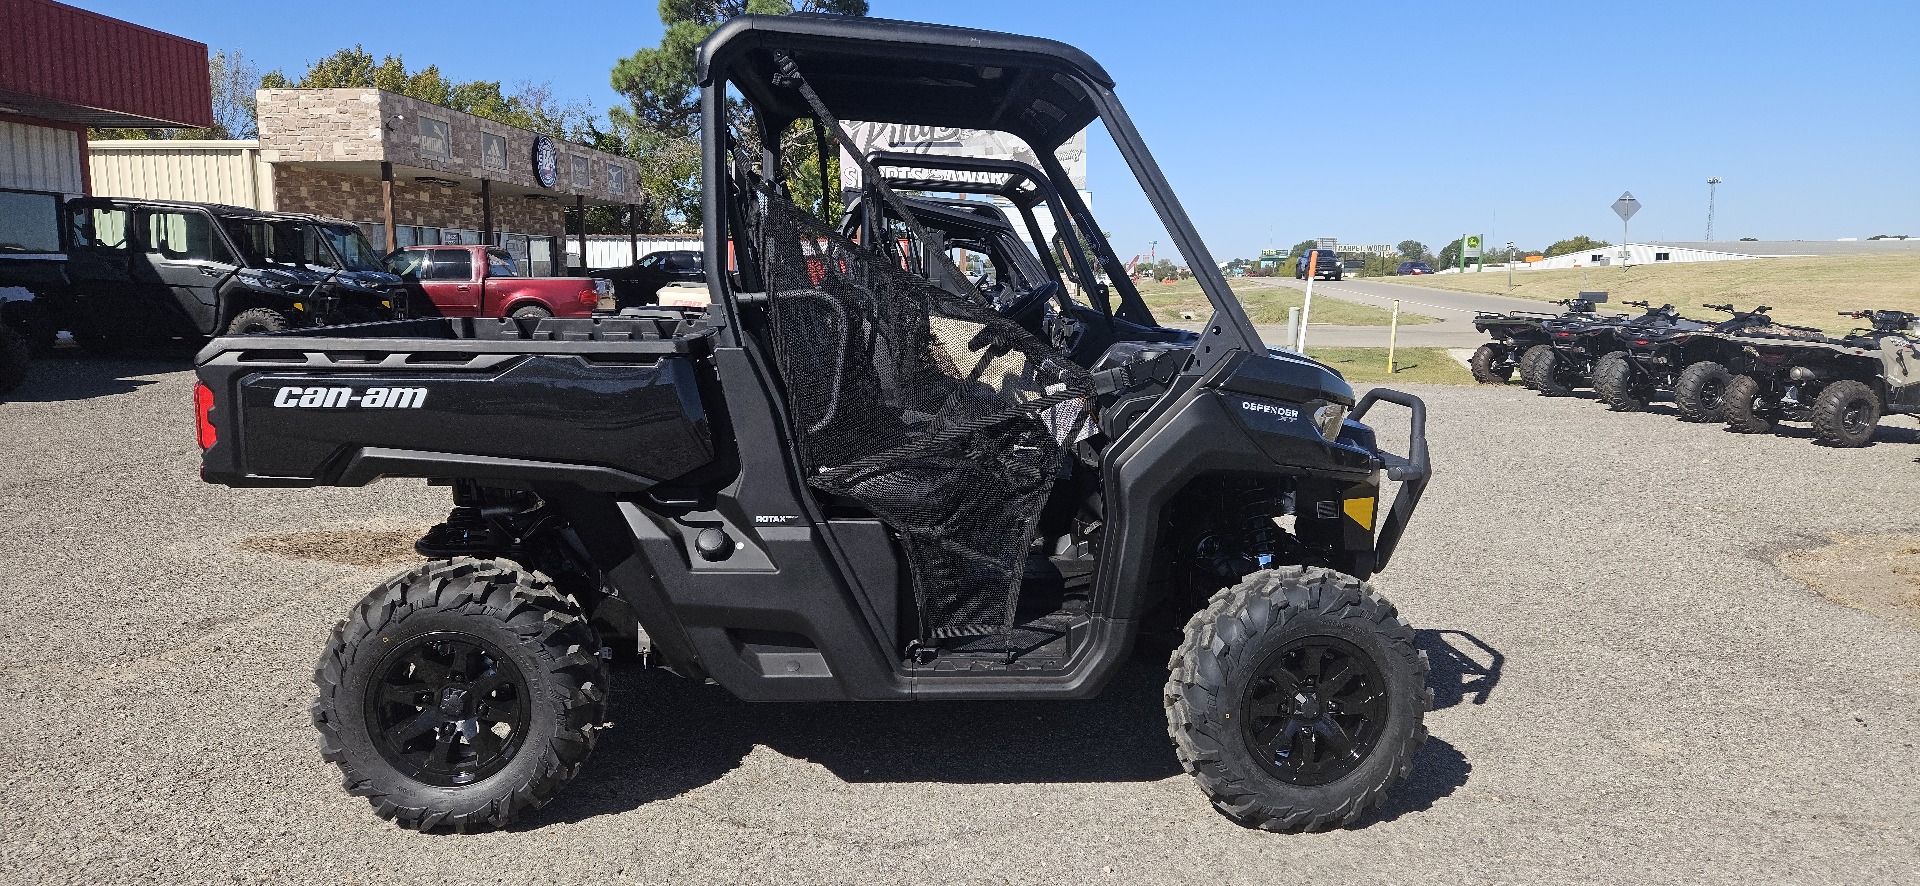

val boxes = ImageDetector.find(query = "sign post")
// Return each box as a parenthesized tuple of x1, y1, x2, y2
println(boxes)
(1612, 191, 1641, 262)
(1386, 299, 1401, 373)
(1296, 251, 1318, 352)
(1505, 240, 1515, 291)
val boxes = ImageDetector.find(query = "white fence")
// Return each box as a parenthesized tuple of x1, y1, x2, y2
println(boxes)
(567, 236, 703, 270)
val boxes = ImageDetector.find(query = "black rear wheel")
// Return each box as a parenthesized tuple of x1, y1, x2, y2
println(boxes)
(1810, 379, 1880, 447)
(1722, 374, 1775, 434)
(1521, 345, 1572, 396)
(227, 307, 292, 336)
(1672, 361, 1732, 422)
(1166, 567, 1429, 832)
(313, 558, 608, 831)
(0, 327, 29, 394)
(1593, 353, 1647, 412)
(1468, 343, 1512, 384)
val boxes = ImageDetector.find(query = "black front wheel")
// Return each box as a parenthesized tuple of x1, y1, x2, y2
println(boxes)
(1810, 380, 1880, 447)
(1521, 345, 1573, 396)
(313, 558, 608, 831)
(1166, 567, 1430, 832)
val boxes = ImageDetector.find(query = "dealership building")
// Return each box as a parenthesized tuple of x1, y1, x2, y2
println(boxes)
(90, 89, 648, 276)
(1, 0, 212, 282)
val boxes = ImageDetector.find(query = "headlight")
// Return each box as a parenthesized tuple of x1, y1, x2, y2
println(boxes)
(1312, 402, 1347, 439)
(237, 271, 304, 294)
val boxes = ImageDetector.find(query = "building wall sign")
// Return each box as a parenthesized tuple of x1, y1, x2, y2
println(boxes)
(532, 135, 558, 188)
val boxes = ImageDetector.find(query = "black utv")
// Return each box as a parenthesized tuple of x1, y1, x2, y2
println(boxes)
(57, 198, 403, 349)
(193, 15, 1435, 833)
(1590, 303, 1823, 417)
(1721, 310, 1920, 447)
(1468, 294, 1613, 386)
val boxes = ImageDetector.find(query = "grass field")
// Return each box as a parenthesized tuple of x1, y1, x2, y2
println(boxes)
(1372, 253, 1920, 335)
(1305, 347, 1476, 385)
(1137, 278, 1435, 326)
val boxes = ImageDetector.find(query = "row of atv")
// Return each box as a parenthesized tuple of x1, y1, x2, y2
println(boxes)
(1471, 293, 1920, 448)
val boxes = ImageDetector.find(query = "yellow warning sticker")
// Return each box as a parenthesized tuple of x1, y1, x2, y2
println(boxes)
(1343, 496, 1376, 529)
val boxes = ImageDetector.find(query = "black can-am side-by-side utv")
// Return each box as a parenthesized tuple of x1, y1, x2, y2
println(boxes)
(1720, 310, 1920, 446)
(1591, 303, 1824, 419)
(193, 16, 1434, 833)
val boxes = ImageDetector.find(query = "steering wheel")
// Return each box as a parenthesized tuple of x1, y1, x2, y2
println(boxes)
(994, 280, 1059, 336)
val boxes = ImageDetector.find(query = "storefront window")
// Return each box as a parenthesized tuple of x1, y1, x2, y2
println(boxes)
(419, 117, 452, 159)
(442, 228, 482, 246)
(0, 190, 62, 254)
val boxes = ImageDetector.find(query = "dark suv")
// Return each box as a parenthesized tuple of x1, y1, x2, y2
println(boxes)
(1294, 248, 1342, 280)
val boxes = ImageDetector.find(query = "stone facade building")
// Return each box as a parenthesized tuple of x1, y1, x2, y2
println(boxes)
(89, 88, 648, 275)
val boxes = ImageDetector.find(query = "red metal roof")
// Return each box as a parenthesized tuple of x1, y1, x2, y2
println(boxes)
(0, 0, 213, 128)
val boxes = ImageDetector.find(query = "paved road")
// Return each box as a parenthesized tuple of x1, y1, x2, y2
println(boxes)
(3, 351, 1918, 884)
(1229, 276, 1551, 349)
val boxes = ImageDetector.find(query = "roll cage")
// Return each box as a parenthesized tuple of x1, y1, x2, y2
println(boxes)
(695, 13, 1259, 368)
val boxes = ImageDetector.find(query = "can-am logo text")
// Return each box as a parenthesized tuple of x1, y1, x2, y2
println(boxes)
(272, 386, 427, 409)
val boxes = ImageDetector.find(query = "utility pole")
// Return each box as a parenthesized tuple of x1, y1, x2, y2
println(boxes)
(1705, 177, 1722, 242)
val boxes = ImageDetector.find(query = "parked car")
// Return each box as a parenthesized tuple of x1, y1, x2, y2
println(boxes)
(1293, 247, 1342, 280)
(1396, 261, 1435, 275)
(588, 249, 704, 307)
(56, 198, 405, 347)
(386, 245, 614, 319)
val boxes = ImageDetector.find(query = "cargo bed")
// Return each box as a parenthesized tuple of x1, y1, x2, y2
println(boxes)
(195, 315, 718, 491)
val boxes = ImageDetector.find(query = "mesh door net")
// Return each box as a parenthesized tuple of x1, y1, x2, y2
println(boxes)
(760, 195, 1092, 640)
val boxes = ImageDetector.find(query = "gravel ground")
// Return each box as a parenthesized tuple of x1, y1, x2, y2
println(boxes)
(3, 351, 1919, 885)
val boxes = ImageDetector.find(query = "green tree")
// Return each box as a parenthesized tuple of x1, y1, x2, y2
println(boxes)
(1288, 239, 1319, 260)
(1544, 235, 1611, 257)
(608, 0, 870, 229)
(1396, 240, 1428, 261)
(1152, 259, 1181, 282)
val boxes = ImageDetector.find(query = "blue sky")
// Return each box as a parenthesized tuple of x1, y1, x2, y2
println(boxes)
(77, 0, 1919, 262)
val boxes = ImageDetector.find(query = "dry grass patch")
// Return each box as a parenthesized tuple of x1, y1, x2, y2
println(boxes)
(1373, 253, 1920, 335)
(1141, 278, 1435, 327)
(1774, 532, 1920, 631)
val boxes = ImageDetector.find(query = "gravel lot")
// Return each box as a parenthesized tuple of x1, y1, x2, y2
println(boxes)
(3, 350, 1918, 885)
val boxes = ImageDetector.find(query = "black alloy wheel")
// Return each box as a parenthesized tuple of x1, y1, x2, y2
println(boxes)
(365, 632, 532, 787)
(1240, 635, 1388, 786)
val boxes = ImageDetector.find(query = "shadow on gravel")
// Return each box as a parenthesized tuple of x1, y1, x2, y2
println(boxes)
(1350, 738, 1470, 828)
(524, 640, 1490, 830)
(519, 659, 1187, 829)
(2, 347, 193, 403)
(1418, 629, 1504, 709)
(1721, 422, 1920, 447)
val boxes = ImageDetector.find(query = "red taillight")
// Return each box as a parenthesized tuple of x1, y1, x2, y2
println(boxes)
(1633, 339, 1649, 346)
(194, 382, 216, 450)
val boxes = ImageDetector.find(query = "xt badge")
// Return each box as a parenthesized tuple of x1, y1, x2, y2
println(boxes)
(272, 386, 428, 409)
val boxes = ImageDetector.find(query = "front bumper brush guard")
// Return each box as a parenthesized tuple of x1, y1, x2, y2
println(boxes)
(1351, 388, 1430, 572)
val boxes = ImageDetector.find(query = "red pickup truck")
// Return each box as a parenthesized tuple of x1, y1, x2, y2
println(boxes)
(386, 245, 613, 319)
